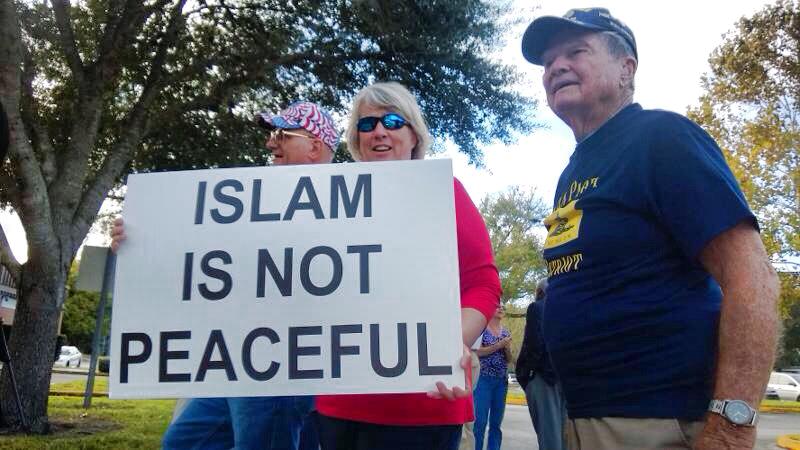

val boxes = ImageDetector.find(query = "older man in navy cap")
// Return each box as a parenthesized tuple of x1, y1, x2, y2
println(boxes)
(521, 8, 779, 450)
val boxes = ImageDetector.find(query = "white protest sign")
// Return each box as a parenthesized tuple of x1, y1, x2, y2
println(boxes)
(109, 159, 464, 399)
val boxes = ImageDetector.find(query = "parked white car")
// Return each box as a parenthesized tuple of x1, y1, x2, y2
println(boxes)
(55, 346, 82, 368)
(768, 371, 800, 402)
(765, 386, 779, 400)
(507, 372, 517, 385)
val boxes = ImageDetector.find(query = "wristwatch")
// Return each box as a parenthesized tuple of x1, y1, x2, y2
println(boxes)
(708, 399, 758, 426)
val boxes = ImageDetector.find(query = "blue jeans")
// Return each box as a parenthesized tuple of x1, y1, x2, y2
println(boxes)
(524, 376, 567, 450)
(473, 375, 507, 450)
(162, 396, 314, 450)
(299, 410, 320, 450)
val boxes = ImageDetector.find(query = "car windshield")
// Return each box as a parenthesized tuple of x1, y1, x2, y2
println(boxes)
(784, 373, 800, 384)
(60, 349, 71, 356)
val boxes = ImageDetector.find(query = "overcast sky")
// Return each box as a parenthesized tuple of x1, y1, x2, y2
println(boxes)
(0, 1, 775, 263)
(444, 0, 773, 204)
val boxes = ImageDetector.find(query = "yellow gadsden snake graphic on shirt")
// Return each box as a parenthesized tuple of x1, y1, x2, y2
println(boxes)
(544, 200, 582, 249)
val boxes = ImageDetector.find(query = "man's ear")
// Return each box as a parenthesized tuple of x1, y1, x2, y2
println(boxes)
(309, 138, 323, 161)
(621, 56, 637, 82)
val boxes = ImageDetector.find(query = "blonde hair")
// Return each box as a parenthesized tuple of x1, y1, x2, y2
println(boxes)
(345, 82, 432, 161)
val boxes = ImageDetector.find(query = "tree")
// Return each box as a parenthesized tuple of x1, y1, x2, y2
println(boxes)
(479, 186, 548, 366)
(0, 0, 538, 432)
(687, 0, 798, 261)
(60, 263, 105, 354)
(776, 273, 800, 368)
(479, 186, 548, 305)
(687, 0, 800, 368)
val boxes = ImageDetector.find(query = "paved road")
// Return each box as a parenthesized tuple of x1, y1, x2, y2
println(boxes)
(47, 375, 798, 449)
(51, 371, 96, 385)
(500, 403, 798, 450)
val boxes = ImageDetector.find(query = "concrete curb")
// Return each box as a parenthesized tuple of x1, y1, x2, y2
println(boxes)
(761, 405, 800, 414)
(507, 396, 526, 406)
(49, 391, 108, 398)
(51, 368, 107, 377)
(777, 434, 800, 450)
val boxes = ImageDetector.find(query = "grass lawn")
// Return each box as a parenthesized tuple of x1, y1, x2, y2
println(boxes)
(0, 380, 175, 449)
(49, 378, 108, 394)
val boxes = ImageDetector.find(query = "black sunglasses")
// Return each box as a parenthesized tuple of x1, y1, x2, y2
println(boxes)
(356, 113, 408, 132)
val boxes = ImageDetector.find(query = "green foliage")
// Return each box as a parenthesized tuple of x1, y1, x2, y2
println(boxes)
(480, 186, 548, 304)
(2, 0, 540, 430)
(333, 142, 355, 164)
(479, 186, 549, 367)
(687, 0, 800, 369)
(97, 357, 110, 374)
(777, 273, 800, 368)
(61, 263, 106, 354)
(9, 0, 538, 187)
(502, 307, 526, 371)
(687, 0, 799, 260)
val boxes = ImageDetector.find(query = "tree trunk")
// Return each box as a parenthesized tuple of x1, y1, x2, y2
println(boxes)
(0, 258, 67, 433)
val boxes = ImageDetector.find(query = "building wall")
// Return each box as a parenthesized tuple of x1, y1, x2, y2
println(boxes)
(0, 266, 17, 325)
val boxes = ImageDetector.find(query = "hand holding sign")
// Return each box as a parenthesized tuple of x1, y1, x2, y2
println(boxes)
(428, 344, 473, 401)
(110, 218, 125, 253)
(110, 160, 466, 399)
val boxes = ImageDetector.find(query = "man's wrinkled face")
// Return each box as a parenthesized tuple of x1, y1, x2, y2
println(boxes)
(541, 30, 628, 120)
(266, 128, 319, 166)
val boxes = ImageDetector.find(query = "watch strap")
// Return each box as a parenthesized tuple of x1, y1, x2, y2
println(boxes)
(708, 399, 758, 427)
(708, 399, 726, 415)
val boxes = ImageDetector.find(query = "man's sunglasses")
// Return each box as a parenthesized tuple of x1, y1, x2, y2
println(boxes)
(268, 129, 316, 142)
(356, 113, 408, 132)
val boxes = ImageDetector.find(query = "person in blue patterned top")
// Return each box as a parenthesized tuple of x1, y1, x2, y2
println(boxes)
(473, 306, 512, 450)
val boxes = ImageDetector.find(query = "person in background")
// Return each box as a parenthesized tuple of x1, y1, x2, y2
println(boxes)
(520, 7, 780, 450)
(112, 101, 337, 450)
(516, 278, 566, 450)
(314, 81, 501, 450)
(472, 306, 512, 450)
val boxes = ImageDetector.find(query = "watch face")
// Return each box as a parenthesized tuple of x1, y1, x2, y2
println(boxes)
(724, 400, 753, 425)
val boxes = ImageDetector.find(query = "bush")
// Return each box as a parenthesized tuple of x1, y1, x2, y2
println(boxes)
(98, 356, 110, 374)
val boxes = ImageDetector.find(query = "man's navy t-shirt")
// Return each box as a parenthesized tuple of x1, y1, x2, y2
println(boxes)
(542, 103, 756, 420)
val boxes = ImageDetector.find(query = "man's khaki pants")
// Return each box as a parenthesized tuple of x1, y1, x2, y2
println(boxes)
(565, 417, 704, 450)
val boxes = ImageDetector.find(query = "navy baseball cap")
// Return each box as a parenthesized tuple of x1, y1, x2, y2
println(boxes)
(521, 7, 637, 65)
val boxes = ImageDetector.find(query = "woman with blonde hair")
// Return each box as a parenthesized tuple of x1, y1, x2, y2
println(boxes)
(315, 82, 501, 450)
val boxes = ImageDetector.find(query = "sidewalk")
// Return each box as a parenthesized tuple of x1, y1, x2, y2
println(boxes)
(51, 366, 106, 376)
